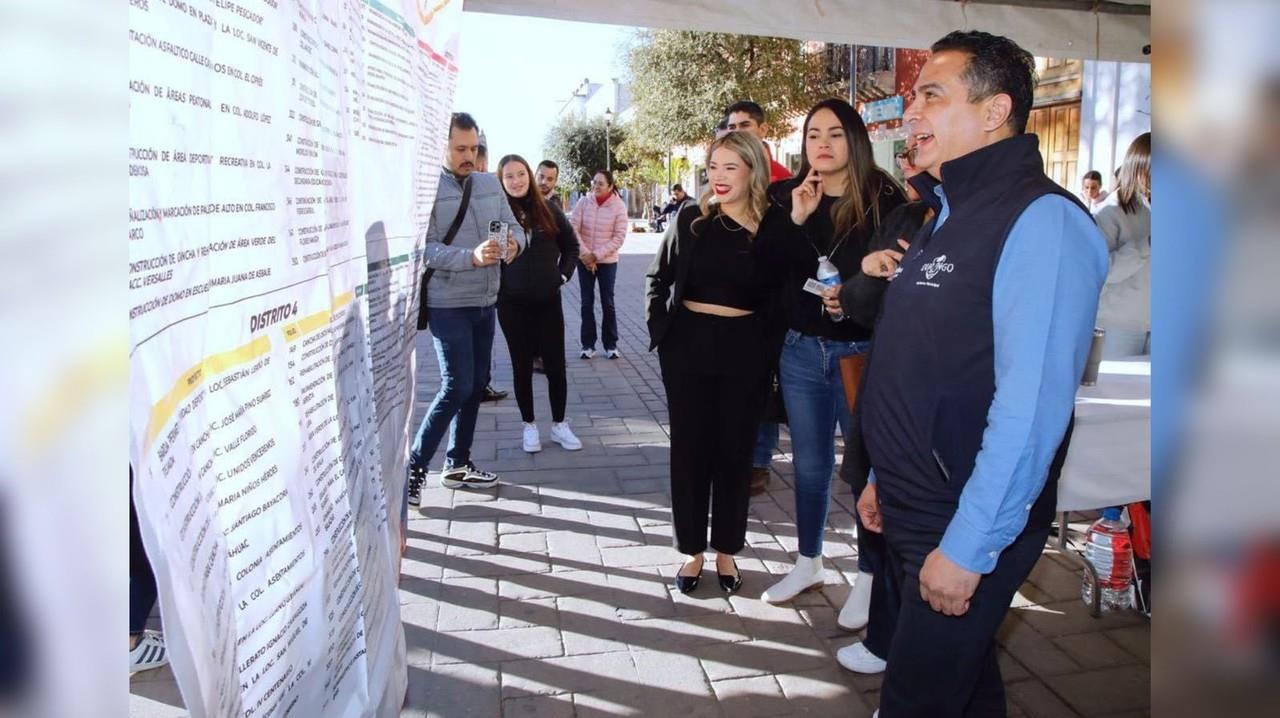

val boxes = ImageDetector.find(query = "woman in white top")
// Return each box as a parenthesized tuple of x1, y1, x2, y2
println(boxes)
(1094, 133, 1151, 357)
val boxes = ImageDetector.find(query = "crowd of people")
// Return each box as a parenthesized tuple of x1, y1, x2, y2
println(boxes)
(126, 25, 1151, 717)
(398, 28, 1152, 717)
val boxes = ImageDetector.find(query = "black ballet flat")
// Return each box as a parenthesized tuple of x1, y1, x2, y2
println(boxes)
(674, 574, 700, 594)
(674, 559, 703, 594)
(717, 558, 743, 594)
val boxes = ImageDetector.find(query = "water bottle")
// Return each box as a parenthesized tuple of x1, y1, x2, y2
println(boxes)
(817, 256, 845, 322)
(1081, 507, 1134, 612)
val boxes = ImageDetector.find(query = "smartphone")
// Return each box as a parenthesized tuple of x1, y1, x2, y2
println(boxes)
(488, 220, 510, 261)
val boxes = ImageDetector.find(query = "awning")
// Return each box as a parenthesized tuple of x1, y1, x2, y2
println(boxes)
(465, 0, 1151, 63)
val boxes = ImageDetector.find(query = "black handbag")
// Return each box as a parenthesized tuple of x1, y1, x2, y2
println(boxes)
(416, 175, 473, 330)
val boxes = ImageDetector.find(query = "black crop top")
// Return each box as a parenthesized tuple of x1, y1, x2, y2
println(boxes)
(682, 213, 761, 311)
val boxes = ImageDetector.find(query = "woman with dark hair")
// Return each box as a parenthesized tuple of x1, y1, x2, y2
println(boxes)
(1095, 132, 1151, 357)
(646, 131, 786, 594)
(570, 169, 628, 359)
(1079, 169, 1109, 214)
(757, 97, 905, 605)
(496, 154, 583, 452)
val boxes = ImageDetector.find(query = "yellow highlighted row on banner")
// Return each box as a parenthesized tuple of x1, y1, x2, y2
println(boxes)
(283, 291, 353, 343)
(144, 292, 357, 452)
(144, 335, 272, 451)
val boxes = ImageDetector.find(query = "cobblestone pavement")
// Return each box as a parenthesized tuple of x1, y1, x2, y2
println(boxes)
(128, 234, 1150, 717)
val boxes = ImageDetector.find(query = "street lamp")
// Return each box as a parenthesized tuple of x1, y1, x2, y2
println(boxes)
(604, 107, 613, 171)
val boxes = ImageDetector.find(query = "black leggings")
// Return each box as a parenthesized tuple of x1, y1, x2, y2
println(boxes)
(497, 294, 568, 423)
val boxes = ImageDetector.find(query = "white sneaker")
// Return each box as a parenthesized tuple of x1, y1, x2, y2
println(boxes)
(522, 423, 542, 453)
(440, 463, 499, 489)
(129, 631, 168, 675)
(580, 348, 596, 359)
(550, 421, 582, 450)
(761, 555, 825, 604)
(837, 641, 887, 674)
(604, 348, 621, 360)
(837, 571, 874, 631)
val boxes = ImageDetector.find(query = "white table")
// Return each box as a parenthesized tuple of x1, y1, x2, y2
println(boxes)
(1058, 358, 1151, 511)
(1054, 358, 1150, 616)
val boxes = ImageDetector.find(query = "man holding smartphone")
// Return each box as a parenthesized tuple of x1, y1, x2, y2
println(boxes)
(408, 112, 525, 506)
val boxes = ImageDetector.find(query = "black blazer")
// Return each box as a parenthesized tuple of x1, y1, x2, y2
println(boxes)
(644, 205, 701, 351)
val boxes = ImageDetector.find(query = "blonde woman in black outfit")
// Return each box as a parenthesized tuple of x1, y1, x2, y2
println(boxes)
(645, 131, 784, 594)
(496, 154, 583, 454)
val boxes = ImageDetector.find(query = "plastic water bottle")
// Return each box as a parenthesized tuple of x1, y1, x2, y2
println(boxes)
(817, 256, 844, 321)
(1081, 507, 1134, 612)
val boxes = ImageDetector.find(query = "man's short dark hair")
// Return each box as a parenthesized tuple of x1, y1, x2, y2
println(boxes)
(450, 112, 479, 135)
(672, 184, 683, 192)
(714, 118, 728, 132)
(724, 100, 766, 124)
(1083, 170, 1102, 182)
(930, 30, 1037, 134)
(537, 160, 558, 172)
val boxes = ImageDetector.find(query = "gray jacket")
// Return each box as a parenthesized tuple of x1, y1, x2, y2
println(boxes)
(424, 170, 527, 308)
(1094, 194, 1150, 332)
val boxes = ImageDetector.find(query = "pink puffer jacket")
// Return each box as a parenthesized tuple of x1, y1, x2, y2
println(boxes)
(570, 193, 628, 264)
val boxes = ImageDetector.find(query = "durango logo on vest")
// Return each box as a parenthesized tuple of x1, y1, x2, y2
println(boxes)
(917, 254, 955, 287)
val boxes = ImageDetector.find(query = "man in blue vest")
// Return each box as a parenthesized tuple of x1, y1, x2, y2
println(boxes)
(856, 31, 1108, 716)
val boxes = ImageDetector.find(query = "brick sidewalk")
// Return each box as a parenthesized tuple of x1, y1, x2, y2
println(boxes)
(128, 235, 1151, 717)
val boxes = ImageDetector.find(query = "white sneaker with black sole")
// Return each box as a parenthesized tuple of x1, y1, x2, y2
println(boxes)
(579, 348, 596, 359)
(550, 420, 582, 450)
(522, 423, 542, 453)
(440, 462, 499, 489)
(604, 348, 620, 360)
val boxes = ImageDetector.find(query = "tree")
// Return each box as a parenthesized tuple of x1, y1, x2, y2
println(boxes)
(624, 30, 835, 154)
(614, 138, 667, 215)
(543, 114, 627, 193)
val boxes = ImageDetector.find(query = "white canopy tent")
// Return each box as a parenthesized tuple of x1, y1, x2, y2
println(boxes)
(466, 0, 1151, 63)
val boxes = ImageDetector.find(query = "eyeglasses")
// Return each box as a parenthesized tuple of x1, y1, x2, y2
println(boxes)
(894, 148, 916, 167)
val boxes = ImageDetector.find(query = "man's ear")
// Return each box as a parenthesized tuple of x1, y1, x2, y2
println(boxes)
(759, 122, 770, 137)
(983, 93, 1014, 132)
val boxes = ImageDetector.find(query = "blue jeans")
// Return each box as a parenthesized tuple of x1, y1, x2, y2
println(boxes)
(778, 330, 869, 558)
(752, 422, 779, 468)
(578, 261, 618, 351)
(410, 306, 495, 473)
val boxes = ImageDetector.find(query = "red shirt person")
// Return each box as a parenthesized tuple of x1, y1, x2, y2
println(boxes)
(725, 100, 792, 182)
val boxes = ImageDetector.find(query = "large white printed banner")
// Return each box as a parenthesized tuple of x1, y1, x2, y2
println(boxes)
(127, 1, 462, 715)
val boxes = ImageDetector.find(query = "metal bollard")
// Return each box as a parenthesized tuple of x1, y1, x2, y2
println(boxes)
(1081, 327, 1106, 386)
